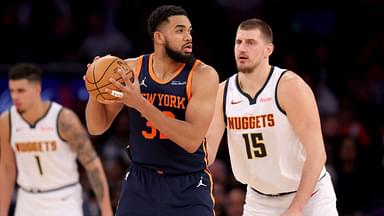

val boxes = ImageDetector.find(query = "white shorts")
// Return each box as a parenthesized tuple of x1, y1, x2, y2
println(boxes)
(15, 184, 83, 216)
(243, 172, 338, 216)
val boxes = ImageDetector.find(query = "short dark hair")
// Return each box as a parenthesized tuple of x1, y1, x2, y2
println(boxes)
(147, 5, 188, 39)
(8, 63, 42, 82)
(238, 18, 273, 43)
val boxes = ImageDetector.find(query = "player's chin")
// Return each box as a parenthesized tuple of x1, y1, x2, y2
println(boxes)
(16, 107, 26, 113)
(183, 51, 193, 56)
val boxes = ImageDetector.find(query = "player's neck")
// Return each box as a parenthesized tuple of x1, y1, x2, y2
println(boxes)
(152, 53, 182, 80)
(238, 63, 271, 97)
(22, 100, 50, 124)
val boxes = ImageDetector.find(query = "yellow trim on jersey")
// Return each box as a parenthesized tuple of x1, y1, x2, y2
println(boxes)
(186, 59, 201, 100)
(204, 168, 216, 216)
(134, 55, 144, 78)
(202, 138, 216, 215)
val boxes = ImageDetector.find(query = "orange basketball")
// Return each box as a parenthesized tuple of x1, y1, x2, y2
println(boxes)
(84, 55, 133, 103)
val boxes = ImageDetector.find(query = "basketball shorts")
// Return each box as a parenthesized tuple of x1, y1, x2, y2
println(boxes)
(243, 172, 338, 216)
(115, 164, 215, 216)
(15, 183, 83, 216)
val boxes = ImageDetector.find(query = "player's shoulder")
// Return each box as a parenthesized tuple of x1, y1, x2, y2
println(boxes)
(124, 56, 140, 67)
(0, 110, 10, 125)
(124, 56, 144, 77)
(194, 60, 217, 74)
(279, 70, 307, 87)
(57, 106, 79, 123)
(192, 60, 219, 82)
(278, 69, 312, 96)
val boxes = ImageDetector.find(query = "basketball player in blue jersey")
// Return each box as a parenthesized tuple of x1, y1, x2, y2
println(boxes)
(207, 19, 338, 215)
(0, 63, 113, 216)
(85, 5, 219, 216)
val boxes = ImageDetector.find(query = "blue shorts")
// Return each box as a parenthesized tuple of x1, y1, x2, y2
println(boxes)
(115, 164, 215, 216)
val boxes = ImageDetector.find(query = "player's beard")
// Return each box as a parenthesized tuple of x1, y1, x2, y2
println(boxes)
(237, 64, 254, 74)
(165, 42, 194, 65)
(16, 108, 26, 114)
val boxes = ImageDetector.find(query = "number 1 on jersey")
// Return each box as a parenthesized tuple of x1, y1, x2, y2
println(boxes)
(242, 133, 267, 159)
(34, 155, 43, 175)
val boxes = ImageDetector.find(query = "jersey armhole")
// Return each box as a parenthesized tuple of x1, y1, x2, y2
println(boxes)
(134, 55, 144, 78)
(56, 108, 68, 143)
(275, 70, 288, 115)
(186, 60, 201, 100)
(7, 109, 12, 143)
(223, 79, 229, 126)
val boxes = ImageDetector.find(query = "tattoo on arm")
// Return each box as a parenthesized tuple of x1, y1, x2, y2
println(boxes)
(59, 109, 97, 165)
(88, 168, 104, 202)
(58, 109, 104, 201)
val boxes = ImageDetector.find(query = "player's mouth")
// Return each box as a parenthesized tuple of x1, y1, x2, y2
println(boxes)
(14, 102, 22, 109)
(183, 43, 193, 53)
(237, 55, 248, 62)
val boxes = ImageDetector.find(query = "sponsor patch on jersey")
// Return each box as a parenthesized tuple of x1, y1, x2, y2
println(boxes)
(259, 97, 272, 103)
(170, 81, 186, 86)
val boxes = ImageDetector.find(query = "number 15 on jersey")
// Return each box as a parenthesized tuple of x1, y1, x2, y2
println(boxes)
(242, 133, 267, 159)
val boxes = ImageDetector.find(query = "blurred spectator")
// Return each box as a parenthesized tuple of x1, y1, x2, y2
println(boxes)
(71, 13, 132, 62)
(224, 186, 246, 216)
(209, 159, 230, 185)
(335, 137, 367, 215)
(213, 181, 227, 216)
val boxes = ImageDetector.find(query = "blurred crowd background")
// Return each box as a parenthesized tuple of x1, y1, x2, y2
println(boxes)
(1, 0, 384, 215)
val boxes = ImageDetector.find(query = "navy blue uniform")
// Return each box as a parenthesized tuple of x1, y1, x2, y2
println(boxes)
(116, 54, 215, 216)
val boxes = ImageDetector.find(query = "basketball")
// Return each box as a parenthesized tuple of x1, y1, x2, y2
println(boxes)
(84, 55, 133, 103)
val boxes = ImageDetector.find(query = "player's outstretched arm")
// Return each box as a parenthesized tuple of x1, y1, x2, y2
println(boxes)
(0, 112, 16, 216)
(278, 71, 327, 215)
(206, 82, 226, 165)
(58, 109, 113, 216)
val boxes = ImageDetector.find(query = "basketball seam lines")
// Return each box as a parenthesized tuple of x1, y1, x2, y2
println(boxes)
(86, 77, 125, 91)
(93, 57, 119, 100)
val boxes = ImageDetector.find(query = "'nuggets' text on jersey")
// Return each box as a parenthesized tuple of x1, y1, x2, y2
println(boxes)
(16, 141, 57, 152)
(227, 114, 275, 130)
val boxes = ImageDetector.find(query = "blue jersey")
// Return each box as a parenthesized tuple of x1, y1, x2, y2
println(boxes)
(127, 54, 208, 174)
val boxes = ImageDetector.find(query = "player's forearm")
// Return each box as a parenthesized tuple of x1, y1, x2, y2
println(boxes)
(0, 167, 16, 216)
(84, 158, 113, 216)
(288, 149, 326, 212)
(85, 98, 116, 135)
(138, 99, 207, 153)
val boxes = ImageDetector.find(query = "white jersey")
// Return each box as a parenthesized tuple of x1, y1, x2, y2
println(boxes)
(224, 66, 325, 194)
(10, 102, 79, 191)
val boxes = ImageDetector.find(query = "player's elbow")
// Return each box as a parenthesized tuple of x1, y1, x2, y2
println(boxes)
(0, 162, 16, 179)
(87, 127, 107, 136)
(185, 145, 200, 154)
(184, 139, 204, 154)
(208, 155, 216, 166)
(86, 119, 111, 135)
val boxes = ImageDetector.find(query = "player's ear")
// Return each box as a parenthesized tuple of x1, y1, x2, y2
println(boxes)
(264, 43, 274, 58)
(154, 31, 165, 45)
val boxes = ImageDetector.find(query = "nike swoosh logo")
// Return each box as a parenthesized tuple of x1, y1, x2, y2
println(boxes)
(231, 100, 242, 105)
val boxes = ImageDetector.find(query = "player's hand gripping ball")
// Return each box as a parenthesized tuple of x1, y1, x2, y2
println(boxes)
(85, 55, 133, 104)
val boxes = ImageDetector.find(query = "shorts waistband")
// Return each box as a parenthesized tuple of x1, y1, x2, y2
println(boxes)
(251, 172, 327, 197)
(19, 182, 79, 194)
(251, 187, 296, 197)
